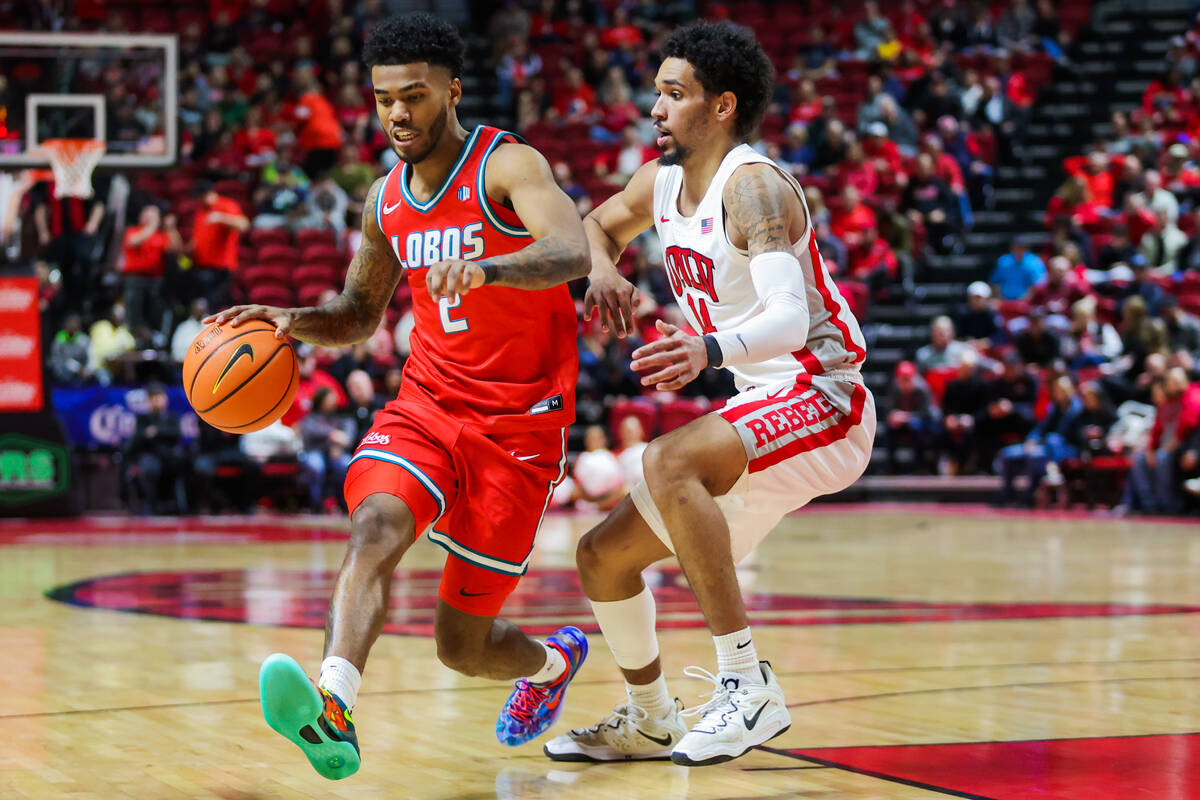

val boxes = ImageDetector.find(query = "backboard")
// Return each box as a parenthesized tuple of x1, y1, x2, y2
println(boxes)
(0, 32, 177, 168)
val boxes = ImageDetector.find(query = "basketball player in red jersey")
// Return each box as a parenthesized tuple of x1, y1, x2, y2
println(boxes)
(543, 22, 874, 767)
(207, 14, 589, 779)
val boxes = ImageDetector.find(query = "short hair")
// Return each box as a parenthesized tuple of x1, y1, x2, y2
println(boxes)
(363, 12, 465, 79)
(661, 21, 774, 140)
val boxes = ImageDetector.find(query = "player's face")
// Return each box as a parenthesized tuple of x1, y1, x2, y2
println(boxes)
(372, 63, 459, 165)
(651, 58, 714, 166)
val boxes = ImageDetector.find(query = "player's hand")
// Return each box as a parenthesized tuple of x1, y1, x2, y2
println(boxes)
(204, 305, 297, 339)
(584, 266, 639, 338)
(630, 320, 706, 391)
(427, 258, 485, 298)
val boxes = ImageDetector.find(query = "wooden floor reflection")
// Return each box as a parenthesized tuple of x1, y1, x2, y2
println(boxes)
(2, 504, 1198, 799)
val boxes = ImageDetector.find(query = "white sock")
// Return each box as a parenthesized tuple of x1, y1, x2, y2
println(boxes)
(526, 641, 568, 685)
(319, 656, 362, 709)
(713, 628, 763, 686)
(627, 673, 674, 719)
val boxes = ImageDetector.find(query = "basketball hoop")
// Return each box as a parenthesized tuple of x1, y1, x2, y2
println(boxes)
(41, 138, 105, 199)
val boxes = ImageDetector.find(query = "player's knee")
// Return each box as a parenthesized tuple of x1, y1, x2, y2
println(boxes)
(434, 629, 486, 676)
(642, 438, 692, 494)
(575, 527, 607, 578)
(348, 496, 415, 562)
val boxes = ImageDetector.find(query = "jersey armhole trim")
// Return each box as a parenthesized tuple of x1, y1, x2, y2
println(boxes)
(375, 161, 401, 234)
(477, 130, 533, 238)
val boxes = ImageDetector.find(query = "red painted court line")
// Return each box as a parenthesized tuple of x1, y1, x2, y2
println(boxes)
(775, 732, 1200, 800)
(797, 502, 1200, 527)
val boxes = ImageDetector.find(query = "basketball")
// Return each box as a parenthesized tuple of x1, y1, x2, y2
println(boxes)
(182, 320, 298, 433)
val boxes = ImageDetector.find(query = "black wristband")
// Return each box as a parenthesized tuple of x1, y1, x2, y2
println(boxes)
(703, 334, 723, 368)
(480, 262, 498, 285)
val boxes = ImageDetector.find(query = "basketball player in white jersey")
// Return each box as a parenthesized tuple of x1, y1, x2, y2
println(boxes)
(543, 21, 875, 766)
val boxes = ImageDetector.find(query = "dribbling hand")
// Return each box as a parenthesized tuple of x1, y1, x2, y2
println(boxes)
(204, 305, 297, 339)
(427, 259, 486, 298)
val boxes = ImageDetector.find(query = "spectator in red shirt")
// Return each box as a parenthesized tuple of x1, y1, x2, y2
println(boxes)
(1122, 368, 1200, 514)
(553, 67, 597, 120)
(294, 65, 344, 179)
(789, 79, 824, 125)
(831, 185, 877, 253)
(1161, 142, 1200, 195)
(282, 347, 348, 427)
(233, 106, 278, 169)
(1064, 150, 1114, 210)
(1026, 255, 1088, 330)
(863, 122, 905, 175)
(121, 205, 182, 333)
(837, 140, 880, 198)
(191, 185, 250, 309)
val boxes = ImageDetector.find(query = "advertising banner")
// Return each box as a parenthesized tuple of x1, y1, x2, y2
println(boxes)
(0, 276, 42, 412)
(50, 385, 198, 448)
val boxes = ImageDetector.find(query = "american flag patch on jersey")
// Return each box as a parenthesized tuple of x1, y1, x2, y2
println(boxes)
(700, 217, 713, 234)
(458, 186, 471, 201)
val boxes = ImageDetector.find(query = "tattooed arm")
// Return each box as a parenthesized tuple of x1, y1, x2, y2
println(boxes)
(425, 142, 589, 297)
(721, 162, 808, 255)
(208, 178, 404, 346)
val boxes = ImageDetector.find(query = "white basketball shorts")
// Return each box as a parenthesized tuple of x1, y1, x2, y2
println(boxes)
(630, 371, 875, 562)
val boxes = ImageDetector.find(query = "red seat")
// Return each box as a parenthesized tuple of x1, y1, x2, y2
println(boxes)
(658, 398, 709, 434)
(609, 398, 658, 441)
(297, 283, 333, 306)
(256, 244, 299, 265)
(300, 244, 341, 264)
(923, 366, 958, 405)
(248, 284, 295, 307)
(250, 228, 291, 248)
(294, 264, 338, 285)
(296, 228, 337, 250)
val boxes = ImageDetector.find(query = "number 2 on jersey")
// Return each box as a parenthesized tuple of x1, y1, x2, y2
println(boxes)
(687, 294, 716, 334)
(439, 295, 469, 333)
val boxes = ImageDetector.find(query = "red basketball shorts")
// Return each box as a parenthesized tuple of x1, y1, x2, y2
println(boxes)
(343, 396, 567, 616)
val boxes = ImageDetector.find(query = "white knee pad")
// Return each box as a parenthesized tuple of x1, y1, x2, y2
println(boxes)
(629, 479, 674, 554)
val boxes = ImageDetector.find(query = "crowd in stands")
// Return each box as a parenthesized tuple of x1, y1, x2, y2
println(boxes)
(883, 21, 1200, 512)
(10, 0, 1199, 515)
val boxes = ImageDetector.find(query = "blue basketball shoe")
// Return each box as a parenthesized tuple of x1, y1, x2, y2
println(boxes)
(496, 626, 589, 746)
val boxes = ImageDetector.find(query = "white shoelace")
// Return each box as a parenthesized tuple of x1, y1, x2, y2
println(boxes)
(678, 666, 736, 723)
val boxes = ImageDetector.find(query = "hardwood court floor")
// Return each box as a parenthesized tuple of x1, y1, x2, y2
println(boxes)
(1, 504, 1198, 799)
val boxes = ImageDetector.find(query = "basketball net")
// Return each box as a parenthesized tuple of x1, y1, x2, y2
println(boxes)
(41, 138, 105, 199)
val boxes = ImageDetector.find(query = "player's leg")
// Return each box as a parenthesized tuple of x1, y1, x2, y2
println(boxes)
(429, 558, 588, 746)
(544, 497, 689, 762)
(259, 492, 419, 780)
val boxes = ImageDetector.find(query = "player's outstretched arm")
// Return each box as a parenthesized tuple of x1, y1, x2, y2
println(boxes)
(581, 160, 658, 337)
(426, 143, 588, 297)
(207, 178, 403, 346)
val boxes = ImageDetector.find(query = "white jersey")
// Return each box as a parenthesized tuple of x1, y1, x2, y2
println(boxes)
(652, 144, 866, 391)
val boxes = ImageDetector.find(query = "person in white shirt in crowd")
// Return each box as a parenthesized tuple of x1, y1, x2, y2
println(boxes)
(171, 298, 210, 363)
(616, 415, 649, 487)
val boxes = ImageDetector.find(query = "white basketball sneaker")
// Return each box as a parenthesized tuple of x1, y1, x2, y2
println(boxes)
(670, 661, 791, 767)
(543, 698, 687, 761)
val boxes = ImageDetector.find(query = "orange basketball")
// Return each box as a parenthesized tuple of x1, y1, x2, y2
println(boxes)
(182, 320, 299, 433)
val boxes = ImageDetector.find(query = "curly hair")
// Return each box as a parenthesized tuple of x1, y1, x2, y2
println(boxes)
(363, 12, 466, 79)
(662, 21, 775, 140)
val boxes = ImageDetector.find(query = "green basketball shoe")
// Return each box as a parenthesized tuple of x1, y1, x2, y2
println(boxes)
(259, 653, 360, 780)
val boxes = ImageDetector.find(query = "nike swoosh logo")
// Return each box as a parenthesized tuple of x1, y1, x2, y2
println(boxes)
(509, 451, 540, 461)
(637, 729, 674, 747)
(458, 588, 489, 597)
(383, 199, 403, 214)
(735, 640, 751, 649)
(659, 215, 669, 223)
(213, 343, 253, 393)
(743, 702, 769, 730)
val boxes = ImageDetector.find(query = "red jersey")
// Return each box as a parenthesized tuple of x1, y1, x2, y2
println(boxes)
(375, 125, 577, 433)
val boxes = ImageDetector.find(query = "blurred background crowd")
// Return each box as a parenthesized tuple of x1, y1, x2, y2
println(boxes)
(3, 0, 1198, 516)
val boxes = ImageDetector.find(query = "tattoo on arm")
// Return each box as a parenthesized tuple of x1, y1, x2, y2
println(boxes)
(724, 166, 798, 259)
(289, 178, 403, 346)
(477, 234, 589, 290)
